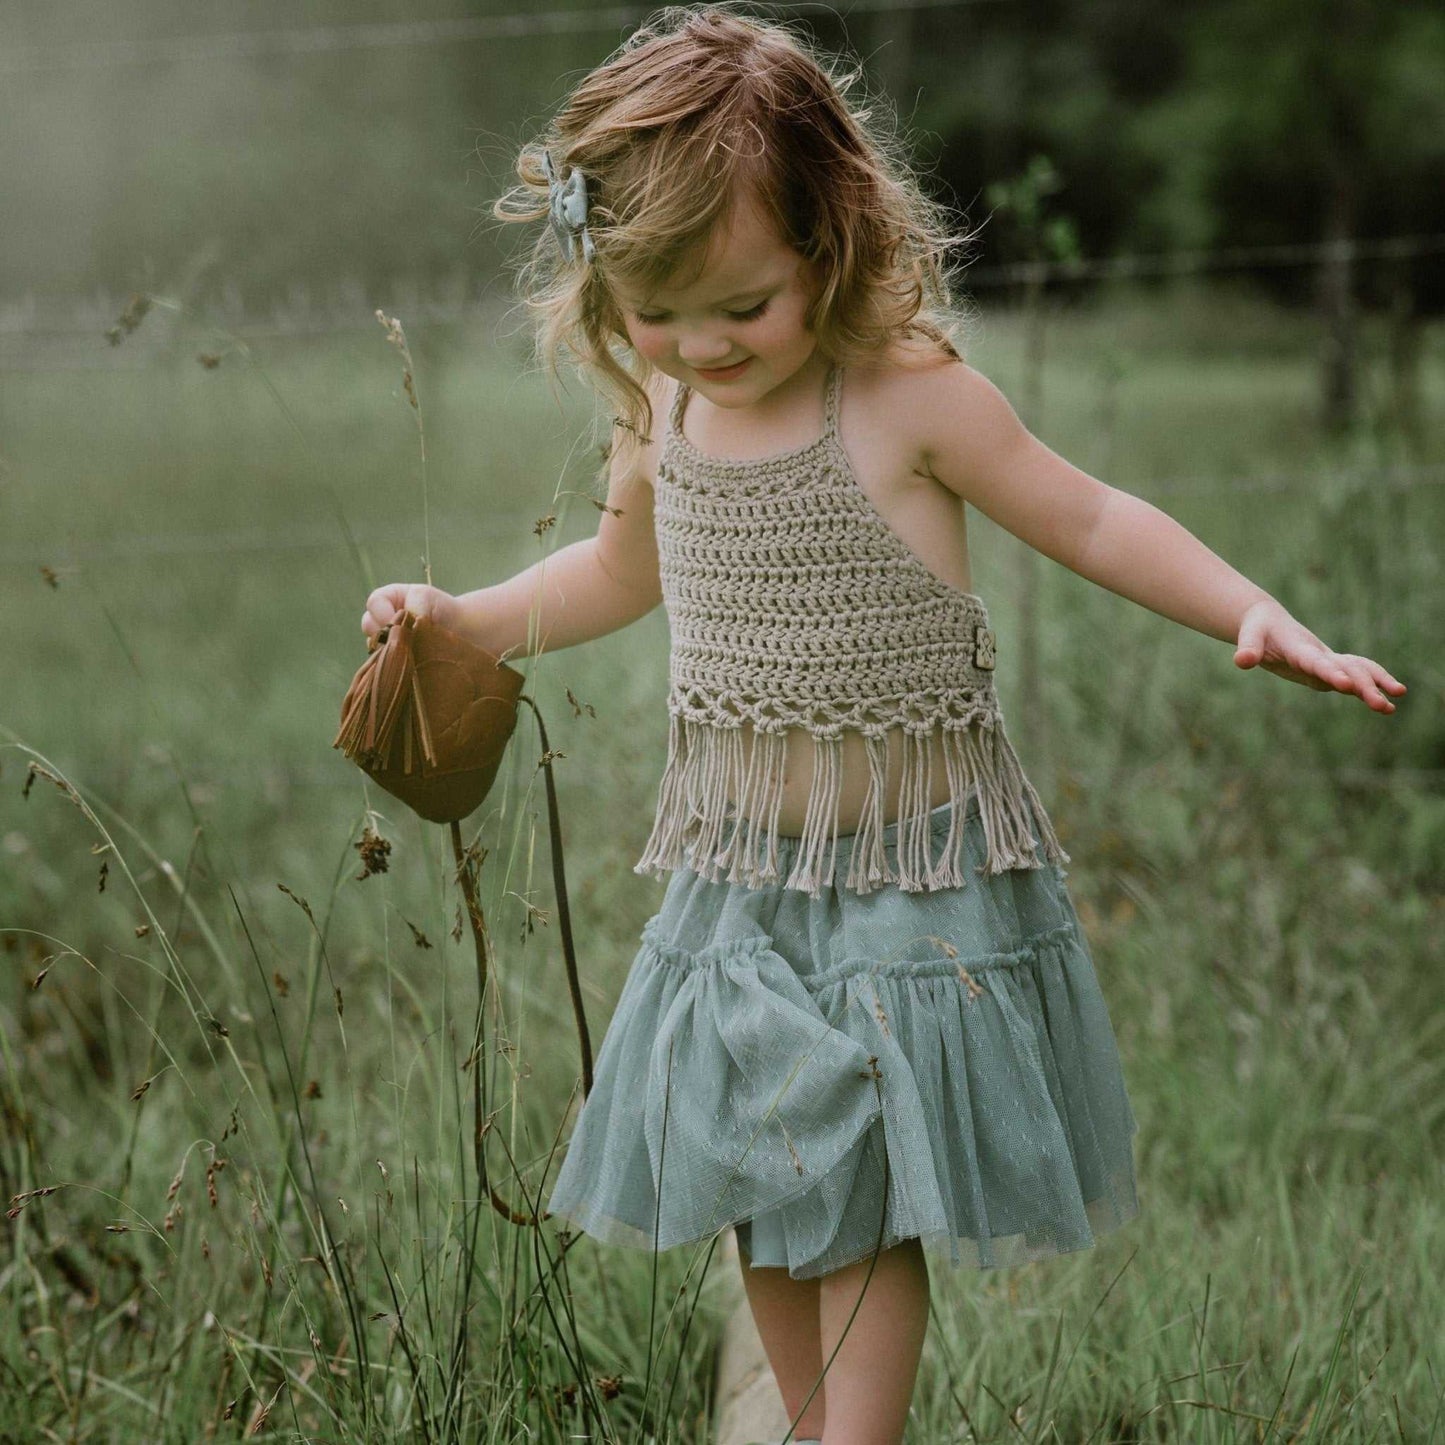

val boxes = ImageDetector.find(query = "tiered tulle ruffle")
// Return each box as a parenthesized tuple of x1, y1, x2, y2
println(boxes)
(546, 795, 1139, 1280)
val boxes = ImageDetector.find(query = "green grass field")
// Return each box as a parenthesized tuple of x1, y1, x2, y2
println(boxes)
(1, 282, 1442, 1441)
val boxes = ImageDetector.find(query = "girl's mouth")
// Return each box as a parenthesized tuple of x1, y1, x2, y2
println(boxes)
(694, 358, 752, 382)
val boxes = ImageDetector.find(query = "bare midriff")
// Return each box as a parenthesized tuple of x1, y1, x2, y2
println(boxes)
(730, 720, 956, 837)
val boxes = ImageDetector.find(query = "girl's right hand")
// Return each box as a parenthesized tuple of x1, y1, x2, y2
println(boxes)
(361, 582, 457, 644)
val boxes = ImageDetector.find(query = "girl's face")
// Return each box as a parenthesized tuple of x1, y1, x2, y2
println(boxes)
(614, 189, 823, 411)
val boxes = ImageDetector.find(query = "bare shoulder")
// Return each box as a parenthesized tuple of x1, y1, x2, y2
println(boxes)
(858, 333, 1012, 409)
(846, 334, 1020, 471)
(849, 336, 1108, 570)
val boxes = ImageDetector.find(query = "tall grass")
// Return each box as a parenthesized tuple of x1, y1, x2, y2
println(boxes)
(1, 279, 1442, 1440)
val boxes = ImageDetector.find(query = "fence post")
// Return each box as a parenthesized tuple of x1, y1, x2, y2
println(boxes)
(1317, 180, 1358, 434)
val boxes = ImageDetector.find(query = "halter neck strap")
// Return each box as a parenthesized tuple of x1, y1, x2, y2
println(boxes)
(822, 359, 843, 437)
(668, 373, 691, 433)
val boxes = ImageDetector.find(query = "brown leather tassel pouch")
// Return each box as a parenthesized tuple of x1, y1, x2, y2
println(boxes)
(332, 609, 524, 823)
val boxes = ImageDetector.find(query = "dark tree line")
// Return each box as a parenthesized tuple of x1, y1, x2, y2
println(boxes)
(841, 0, 1445, 429)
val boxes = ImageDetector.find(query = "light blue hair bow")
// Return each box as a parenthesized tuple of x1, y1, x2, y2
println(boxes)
(542, 149, 597, 265)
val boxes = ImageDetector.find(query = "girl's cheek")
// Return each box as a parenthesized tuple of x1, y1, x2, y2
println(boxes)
(627, 327, 670, 369)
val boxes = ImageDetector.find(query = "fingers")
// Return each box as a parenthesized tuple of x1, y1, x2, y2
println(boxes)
(365, 584, 401, 628)
(361, 583, 451, 641)
(1305, 651, 1406, 713)
(1250, 636, 1406, 714)
(362, 583, 411, 638)
(1330, 655, 1406, 713)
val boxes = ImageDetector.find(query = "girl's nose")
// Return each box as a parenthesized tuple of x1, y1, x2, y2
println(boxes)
(677, 332, 735, 367)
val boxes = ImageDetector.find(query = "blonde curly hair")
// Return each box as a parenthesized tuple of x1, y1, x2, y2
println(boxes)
(493, 3, 974, 459)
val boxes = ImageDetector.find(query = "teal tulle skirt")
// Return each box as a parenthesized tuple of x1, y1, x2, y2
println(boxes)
(545, 793, 1140, 1280)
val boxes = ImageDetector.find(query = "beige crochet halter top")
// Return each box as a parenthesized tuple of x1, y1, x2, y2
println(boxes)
(632, 360, 1069, 899)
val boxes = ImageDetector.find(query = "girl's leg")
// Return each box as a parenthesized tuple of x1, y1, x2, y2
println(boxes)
(815, 1237, 929, 1445)
(736, 1239, 829, 1440)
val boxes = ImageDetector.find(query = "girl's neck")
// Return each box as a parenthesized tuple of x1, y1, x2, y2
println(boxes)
(682, 346, 832, 442)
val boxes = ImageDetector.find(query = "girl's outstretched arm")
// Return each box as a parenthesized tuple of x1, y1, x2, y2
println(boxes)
(910, 360, 1406, 714)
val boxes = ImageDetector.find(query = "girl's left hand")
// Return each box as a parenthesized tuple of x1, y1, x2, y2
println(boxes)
(1234, 600, 1406, 713)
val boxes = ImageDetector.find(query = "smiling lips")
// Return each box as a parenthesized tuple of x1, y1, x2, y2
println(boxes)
(695, 358, 752, 381)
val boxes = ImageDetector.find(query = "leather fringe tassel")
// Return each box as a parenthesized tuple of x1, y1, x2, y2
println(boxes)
(332, 620, 438, 775)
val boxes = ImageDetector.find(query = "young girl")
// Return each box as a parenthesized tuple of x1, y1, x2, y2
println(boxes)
(361, 9, 1405, 1442)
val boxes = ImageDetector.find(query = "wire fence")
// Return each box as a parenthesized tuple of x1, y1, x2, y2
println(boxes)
(3, 228, 1441, 376)
(3, 232, 1442, 576)
(962, 232, 1445, 289)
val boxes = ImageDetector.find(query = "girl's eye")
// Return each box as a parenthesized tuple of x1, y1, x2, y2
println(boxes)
(632, 299, 770, 325)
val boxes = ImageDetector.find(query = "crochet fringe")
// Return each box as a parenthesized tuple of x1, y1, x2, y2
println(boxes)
(633, 715, 1070, 899)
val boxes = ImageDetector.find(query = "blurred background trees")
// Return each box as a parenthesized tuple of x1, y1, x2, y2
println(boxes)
(5, 0, 1444, 426)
